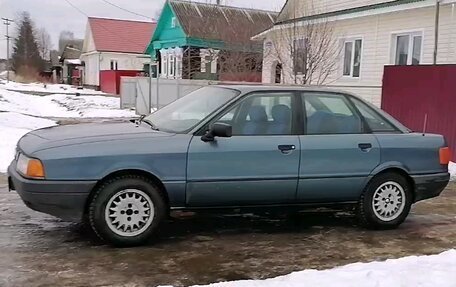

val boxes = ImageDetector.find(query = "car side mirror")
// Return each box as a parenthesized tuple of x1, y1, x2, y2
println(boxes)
(201, 122, 232, 142)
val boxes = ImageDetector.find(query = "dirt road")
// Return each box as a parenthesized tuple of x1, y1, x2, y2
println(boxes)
(0, 175, 454, 287)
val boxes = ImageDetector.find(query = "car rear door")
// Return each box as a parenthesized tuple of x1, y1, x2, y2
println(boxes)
(297, 92, 381, 202)
(186, 91, 301, 207)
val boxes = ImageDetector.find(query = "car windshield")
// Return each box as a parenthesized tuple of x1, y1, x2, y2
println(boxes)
(144, 87, 239, 133)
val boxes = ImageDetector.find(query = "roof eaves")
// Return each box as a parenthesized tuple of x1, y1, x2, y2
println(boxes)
(168, 0, 191, 36)
(276, 0, 427, 25)
(275, 0, 290, 22)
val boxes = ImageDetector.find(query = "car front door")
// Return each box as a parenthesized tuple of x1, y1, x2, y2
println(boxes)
(297, 92, 381, 202)
(186, 91, 300, 207)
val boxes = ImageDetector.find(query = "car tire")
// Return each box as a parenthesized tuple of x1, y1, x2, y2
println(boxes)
(357, 172, 413, 230)
(88, 174, 166, 247)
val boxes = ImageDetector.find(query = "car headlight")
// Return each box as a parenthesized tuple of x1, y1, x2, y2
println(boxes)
(16, 153, 45, 179)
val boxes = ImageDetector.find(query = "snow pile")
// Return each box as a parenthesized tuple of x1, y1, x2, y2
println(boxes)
(0, 87, 135, 118)
(187, 250, 456, 287)
(0, 83, 135, 172)
(0, 112, 56, 172)
(0, 81, 106, 95)
(449, 162, 456, 181)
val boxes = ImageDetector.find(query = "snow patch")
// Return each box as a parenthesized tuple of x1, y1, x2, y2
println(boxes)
(0, 86, 135, 118)
(449, 161, 456, 181)
(0, 112, 56, 173)
(185, 250, 456, 287)
(0, 80, 106, 95)
(0, 83, 135, 172)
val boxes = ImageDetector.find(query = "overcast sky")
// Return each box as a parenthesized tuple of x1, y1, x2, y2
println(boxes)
(0, 0, 286, 59)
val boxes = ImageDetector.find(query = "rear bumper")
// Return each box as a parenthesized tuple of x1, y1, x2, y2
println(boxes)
(7, 163, 97, 222)
(412, 172, 450, 203)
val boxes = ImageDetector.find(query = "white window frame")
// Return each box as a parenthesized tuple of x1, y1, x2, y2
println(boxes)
(110, 59, 118, 71)
(162, 54, 168, 77)
(176, 55, 182, 78)
(293, 38, 308, 75)
(342, 37, 363, 78)
(171, 17, 177, 28)
(168, 54, 175, 78)
(391, 30, 424, 65)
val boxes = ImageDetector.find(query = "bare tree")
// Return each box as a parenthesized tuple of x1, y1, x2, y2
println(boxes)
(263, 1, 342, 85)
(36, 27, 52, 60)
(177, 7, 266, 82)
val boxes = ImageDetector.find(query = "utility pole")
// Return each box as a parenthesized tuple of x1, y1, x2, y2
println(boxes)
(2, 17, 13, 83)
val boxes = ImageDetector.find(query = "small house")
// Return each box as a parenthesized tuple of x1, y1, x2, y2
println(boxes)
(146, 0, 277, 82)
(80, 17, 156, 90)
(256, 0, 456, 106)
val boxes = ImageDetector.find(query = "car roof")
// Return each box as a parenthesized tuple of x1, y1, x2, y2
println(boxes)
(213, 84, 357, 96)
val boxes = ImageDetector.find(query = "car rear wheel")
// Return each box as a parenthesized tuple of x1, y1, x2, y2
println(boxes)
(89, 175, 166, 247)
(357, 172, 412, 229)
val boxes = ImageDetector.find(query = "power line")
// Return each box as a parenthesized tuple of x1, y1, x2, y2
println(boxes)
(2, 17, 14, 82)
(98, 0, 155, 21)
(63, 0, 90, 17)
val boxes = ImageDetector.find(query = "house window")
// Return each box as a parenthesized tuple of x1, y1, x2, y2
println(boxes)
(176, 56, 182, 78)
(343, 39, 362, 77)
(393, 32, 422, 65)
(171, 17, 177, 28)
(162, 54, 168, 77)
(110, 60, 118, 70)
(293, 38, 308, 74)
(169, 54, 175, 77)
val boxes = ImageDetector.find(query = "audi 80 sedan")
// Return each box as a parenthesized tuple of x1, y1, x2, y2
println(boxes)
(8, 86, 451, 246)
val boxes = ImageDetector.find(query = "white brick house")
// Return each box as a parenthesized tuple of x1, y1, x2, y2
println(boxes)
(256, 0, 456, 106)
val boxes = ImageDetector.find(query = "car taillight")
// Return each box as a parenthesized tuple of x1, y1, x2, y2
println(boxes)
(439, 147, 451, 165)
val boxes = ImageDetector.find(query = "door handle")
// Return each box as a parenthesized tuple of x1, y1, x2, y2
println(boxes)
(358, 143, 372, 152)
(278, 145, 296, 153)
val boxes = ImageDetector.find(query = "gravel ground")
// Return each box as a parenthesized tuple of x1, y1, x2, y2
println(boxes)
(0, 175, 454, 287)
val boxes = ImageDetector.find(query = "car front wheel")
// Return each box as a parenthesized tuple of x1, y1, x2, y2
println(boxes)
(357, 172, 413, 229)
(89, 175, 166, 247)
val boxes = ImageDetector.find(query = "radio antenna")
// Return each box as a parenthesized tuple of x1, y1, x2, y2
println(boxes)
(422, 114, 428, 136)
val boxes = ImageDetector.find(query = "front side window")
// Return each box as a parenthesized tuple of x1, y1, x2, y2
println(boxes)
(304, 93, 363, 135)
(214, 93, 294, 136)
(145, 87, 239, 133)
(351, 98, 397, 133)
(394, 32, 422, 65)
(343, 39, 362, 77)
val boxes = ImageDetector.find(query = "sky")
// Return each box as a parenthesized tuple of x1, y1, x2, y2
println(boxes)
(0, 0, 286, 59)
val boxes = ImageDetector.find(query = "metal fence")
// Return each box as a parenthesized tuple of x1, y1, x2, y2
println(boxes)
(120, 77, 383, 115)
(120, 77, 212, 115)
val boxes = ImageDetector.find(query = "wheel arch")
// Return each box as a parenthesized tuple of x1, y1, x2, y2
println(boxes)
(367, 166, 415, 201)
(84, 169, 170, 216)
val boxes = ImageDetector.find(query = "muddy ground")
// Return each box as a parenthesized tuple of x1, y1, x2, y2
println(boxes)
(0, 175, 455, 287)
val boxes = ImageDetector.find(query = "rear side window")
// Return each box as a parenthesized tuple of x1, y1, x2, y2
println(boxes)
(351, 98, 397, 133)
(303, 93, 363, 135)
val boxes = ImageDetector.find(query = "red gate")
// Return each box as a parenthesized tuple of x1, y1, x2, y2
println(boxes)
(382, 65, 456, 160)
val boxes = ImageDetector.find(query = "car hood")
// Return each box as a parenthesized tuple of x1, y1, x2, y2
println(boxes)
(18, 122, 173, 154)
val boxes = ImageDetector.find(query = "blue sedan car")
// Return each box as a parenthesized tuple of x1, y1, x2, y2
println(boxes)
(8, 86, 451, 246)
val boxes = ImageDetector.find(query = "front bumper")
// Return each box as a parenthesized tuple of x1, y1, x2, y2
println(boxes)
(412, 172, 450, 203)
(7, 163, 97, 222)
